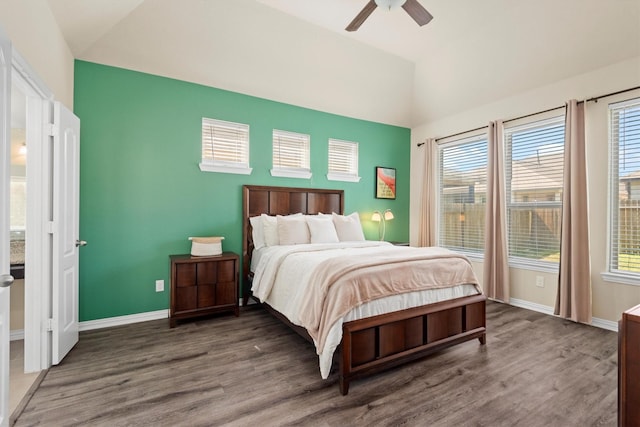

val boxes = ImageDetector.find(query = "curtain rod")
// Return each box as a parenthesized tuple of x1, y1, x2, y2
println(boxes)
(417, 85, 640, 147)
(585, 85, 640, 103)
(416, 125, 487, 147)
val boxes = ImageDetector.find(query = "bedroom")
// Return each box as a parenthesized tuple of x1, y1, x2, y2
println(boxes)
(0, 0, 639, 424)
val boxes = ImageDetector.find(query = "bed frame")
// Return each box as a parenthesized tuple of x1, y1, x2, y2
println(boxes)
(242, 185, 486, 395)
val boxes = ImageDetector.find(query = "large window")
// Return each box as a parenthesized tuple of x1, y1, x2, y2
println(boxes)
(327, 139, 360, 182)
(505, 117, 564, 267)
(271, 129, 311, 179)
(438, 135, 488, 255)
(199, 118, 251, 175)
(609, 98, 640, 276)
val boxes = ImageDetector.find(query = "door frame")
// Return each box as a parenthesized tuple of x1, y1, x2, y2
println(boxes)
(12, 50, 54, 372)
(1, 23, 12, 427)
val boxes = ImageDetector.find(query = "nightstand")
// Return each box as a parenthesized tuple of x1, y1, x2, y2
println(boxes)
(169, 252, 239, 327)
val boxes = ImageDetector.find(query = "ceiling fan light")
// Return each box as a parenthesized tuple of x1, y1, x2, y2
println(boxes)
(374, 0, 407, 11)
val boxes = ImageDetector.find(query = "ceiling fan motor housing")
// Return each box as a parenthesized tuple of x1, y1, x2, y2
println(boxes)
(346, 0, 432, 32)
(375, 0, 408, 10)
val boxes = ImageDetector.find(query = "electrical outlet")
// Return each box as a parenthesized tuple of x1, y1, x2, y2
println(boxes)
(155, 279, 164, 292)
(535, 276, 544, 288)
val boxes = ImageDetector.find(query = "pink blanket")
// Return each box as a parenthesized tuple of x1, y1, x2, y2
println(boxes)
(297, 246, 481, 353)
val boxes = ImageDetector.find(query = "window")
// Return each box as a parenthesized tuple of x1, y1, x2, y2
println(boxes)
(608, 98, 640, 278)
(199, 118, 251, 175)
(505, 117, 564, 268)
(271, 129, 311, 179)
(327, 139, 360, 182)
(438, 135, 488, 256)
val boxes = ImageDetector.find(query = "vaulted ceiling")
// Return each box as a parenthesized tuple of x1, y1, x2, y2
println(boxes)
(47, 0, 640, 128)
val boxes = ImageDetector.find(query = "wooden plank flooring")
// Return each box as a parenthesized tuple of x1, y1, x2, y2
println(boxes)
(14, 301, 617, 426)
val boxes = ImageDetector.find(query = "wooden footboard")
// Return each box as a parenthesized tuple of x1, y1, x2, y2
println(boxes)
(339, 294, 486, 395)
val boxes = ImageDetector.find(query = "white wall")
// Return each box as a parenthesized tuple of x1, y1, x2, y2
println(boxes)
(76, 0, 415, 128)
(410, 56, 640, 323)
(0, 0, 74, 108)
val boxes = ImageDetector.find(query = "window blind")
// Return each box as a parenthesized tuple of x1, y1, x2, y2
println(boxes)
(272, 129, 311, 178)
(328, 139, 360, 182)
(609, 98, 640, 273)
(505, 117, 564, 264)
(438, 136, 488, 254)
(200, 118, 250, 172)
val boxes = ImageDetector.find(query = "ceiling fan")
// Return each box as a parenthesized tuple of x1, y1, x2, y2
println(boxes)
(346, 0, 433, 32)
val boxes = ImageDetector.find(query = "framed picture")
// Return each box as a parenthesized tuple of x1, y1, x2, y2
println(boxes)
(375, 166, 396, 199)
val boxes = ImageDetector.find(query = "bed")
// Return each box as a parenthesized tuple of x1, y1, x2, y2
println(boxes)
(242, 185, 486, 395)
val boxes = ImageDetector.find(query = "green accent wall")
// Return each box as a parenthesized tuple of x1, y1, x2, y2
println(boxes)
(74, 60, 410, 322)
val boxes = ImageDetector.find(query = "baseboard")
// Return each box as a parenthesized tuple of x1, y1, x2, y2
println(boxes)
(79, 309, 169, 332)
(508, 298, 618, 332)
(508, 298, 555, 316)
(10, 329, 24, 341)
(591, 317, 618, 332)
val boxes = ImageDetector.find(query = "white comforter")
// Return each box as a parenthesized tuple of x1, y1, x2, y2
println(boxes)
(251, 241, 481, 379)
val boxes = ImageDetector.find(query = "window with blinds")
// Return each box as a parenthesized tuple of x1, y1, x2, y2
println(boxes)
(438, 135, 488, 255)
(271, 129, 311, 179)
(609, 98, 640, 275)
(505, 116, 564, 266)
(327, 139, 360, 182)
(199, 117, 252, 175)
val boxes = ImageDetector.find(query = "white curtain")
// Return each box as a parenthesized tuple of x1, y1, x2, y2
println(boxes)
(418, 138, 437, 247)
(555, 100, 592, 323)
(483, 121, 510, 302)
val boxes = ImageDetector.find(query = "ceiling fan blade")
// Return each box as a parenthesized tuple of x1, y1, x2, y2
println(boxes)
(402, 0, 433, 26)
(346, 0, 377, 32)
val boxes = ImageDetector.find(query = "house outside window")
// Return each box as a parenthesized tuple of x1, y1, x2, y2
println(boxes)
(607, 98, 640, 281)
(438, 135, 488, 256)
(505, 116, 564, 270)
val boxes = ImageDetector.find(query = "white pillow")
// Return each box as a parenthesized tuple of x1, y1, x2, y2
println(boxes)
(277, 215, 310, 245)
(332, 212, 365, 242)
(249, 216, 265, 250)
(261, 214, 279, 246)
(306, 215, 339, 244)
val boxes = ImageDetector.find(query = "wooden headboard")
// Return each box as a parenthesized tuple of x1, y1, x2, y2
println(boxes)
(241, 185, 344, 301)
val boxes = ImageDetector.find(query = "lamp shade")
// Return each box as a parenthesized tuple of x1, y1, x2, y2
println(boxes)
(375, 0, 407, 10)
(371, 211, 382, 222)
(384, 209, 394, 220)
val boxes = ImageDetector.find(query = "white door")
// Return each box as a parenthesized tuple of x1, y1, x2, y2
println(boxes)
(0, 26, 12, 427)
(51, 101, 80, 365)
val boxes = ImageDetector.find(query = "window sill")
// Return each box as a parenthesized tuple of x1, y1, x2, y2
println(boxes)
(327, 173, 361, 183)
(601, 271, 640, 286)
(440, 247, 483, 262)
(270, 169, 312, 179)
(508, 258, 559, 273)
(199, 163, 252, 175)
(464, 253, 484, 263)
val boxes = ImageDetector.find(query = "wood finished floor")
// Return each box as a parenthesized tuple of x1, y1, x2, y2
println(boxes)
(14, 301, 617, 427)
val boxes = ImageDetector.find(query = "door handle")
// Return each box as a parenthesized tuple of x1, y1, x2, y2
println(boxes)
(75, 240, 87, 247)
(0, 274, 14, 288)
